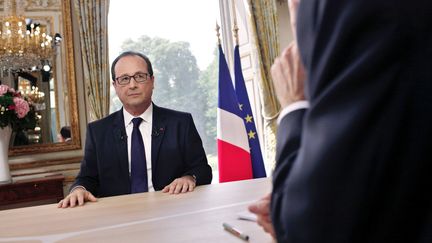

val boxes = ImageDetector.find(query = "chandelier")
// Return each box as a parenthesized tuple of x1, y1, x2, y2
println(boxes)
(0, 0, 61, 72)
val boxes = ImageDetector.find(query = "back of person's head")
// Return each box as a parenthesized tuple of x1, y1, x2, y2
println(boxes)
(110, 51, 153, 81)
(60, 126, 71, 140)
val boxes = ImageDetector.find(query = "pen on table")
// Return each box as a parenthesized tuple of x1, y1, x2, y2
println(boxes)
(223, 222, 249, 241)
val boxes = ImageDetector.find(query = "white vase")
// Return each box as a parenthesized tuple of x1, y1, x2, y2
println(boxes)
(0, 126, 12, 184)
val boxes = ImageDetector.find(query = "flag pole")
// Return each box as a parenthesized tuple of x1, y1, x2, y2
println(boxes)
(216, 21, 221, 45)
(231, 0, 239, 45)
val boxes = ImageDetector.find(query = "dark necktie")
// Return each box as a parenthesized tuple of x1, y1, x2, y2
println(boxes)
(131, 117, 148, 193)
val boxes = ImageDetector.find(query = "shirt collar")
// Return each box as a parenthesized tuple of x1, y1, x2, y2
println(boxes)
(123, 103, 153, 127)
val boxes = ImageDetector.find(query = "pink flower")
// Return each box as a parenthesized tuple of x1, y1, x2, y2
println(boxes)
(0, 85, 8, 95)
(13, 97, 30, 118)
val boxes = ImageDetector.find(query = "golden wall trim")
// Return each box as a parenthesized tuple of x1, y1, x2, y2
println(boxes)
(62, 0, 81, 152)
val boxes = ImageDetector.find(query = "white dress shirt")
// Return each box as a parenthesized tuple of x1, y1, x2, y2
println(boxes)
(277, 100, 310, 125)
(123, 103, 154, 192)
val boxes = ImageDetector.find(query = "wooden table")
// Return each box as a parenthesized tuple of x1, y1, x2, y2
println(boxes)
(0, 178, 274, 243)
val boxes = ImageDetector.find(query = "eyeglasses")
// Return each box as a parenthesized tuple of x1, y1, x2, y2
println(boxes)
(115, 72, 151, 85)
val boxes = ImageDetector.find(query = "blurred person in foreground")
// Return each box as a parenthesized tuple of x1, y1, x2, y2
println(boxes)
(249, 0, 432, 242)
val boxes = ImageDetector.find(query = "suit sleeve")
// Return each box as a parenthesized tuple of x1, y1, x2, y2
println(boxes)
(273, 108, 307, 188)
(181, 114, 212, 185)
(70, 124, 100, 195)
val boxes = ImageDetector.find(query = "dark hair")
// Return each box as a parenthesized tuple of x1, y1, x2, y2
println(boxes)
(60, 126, 71, 139)
(111, 51, 154, 81)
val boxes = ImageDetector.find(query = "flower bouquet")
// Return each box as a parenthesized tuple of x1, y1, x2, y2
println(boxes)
(0, 84, 36, 131)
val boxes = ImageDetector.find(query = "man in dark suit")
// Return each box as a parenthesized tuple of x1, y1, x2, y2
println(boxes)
(250, 0, 432, 242)
(59, 51, 212, 208)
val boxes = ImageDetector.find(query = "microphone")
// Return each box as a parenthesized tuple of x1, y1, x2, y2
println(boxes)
(152, 128, 159, 137)
(119, 130, 127, 141)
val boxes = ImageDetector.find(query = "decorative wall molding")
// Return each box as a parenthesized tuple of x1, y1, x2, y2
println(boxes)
(10, 156, 82, 171)
(0, 0, 61, 12)
(25, 0, 61, 10)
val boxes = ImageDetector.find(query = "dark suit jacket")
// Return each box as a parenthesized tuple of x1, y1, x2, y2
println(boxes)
(72, 104, 212, 197)
(271, 1, 432, 242)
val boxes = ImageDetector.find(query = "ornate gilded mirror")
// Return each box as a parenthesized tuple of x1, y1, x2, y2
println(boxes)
(0, 0, 80, 155)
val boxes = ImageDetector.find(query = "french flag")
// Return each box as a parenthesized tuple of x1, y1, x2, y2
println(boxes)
(217, 44, 253, 183)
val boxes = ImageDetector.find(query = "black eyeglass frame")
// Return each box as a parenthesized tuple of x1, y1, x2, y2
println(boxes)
(115, 72, 152, 85)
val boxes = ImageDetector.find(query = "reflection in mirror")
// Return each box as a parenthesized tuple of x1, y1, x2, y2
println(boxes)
(58, 126, 71, 142)
(0, 0, 80, 155)
(14, 69, 52, 145)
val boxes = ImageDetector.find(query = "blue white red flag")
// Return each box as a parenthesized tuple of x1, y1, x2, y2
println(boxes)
(217, 45, 253, 182)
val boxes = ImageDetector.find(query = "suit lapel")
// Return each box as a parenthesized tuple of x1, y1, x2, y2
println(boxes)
(112, 109, 129, 178)
(151, 104, 166, 171)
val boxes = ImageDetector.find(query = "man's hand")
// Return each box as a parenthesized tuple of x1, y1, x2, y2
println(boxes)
(289, 0, 301, 41)
(248, 193, 276, 238)
(57, 187, 97, 208)
(271, 0, 306, 109)
(271, 42, 306, 109)
(162, 175, 196, 194)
